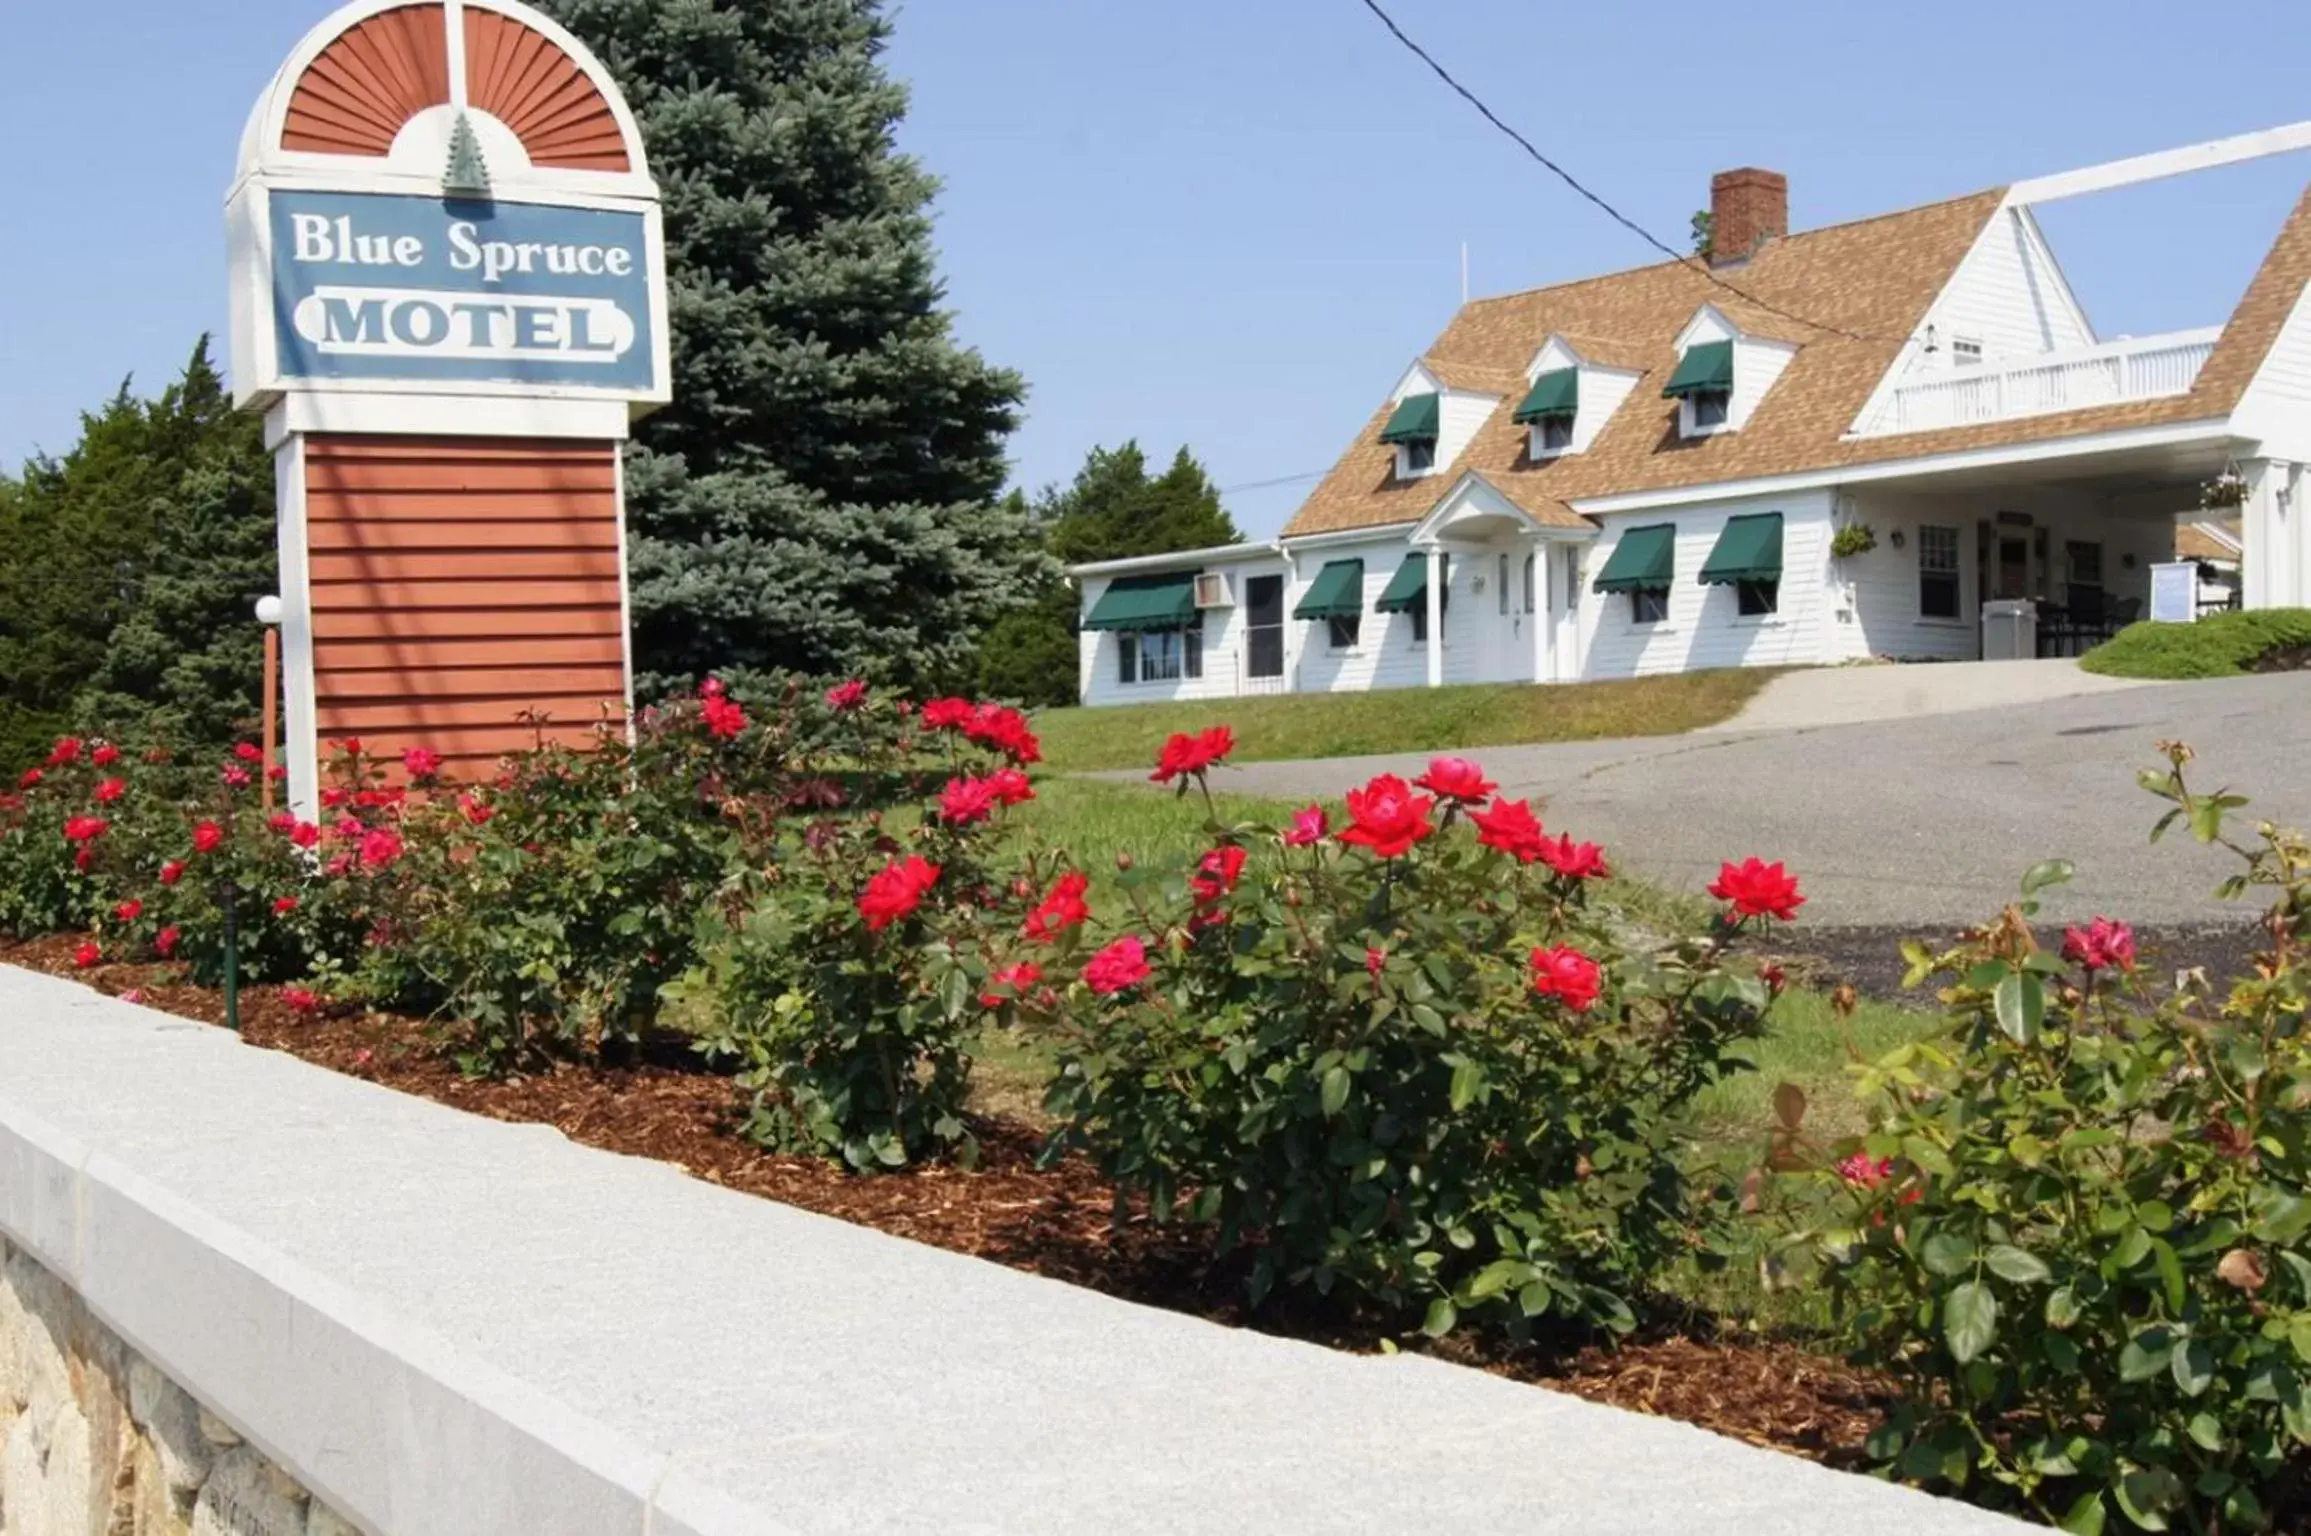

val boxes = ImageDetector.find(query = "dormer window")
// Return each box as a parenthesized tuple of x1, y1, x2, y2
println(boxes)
(1379, 392, 1442, 479)
(1513, 368, 1579, 459)
(1663, 340, 1735, 438)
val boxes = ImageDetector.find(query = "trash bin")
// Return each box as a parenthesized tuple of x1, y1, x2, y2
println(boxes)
(1981, 599, 2038, 661)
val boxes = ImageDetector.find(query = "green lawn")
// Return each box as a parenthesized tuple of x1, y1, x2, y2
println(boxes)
(2080, 607, 2311, 678)
(1030, 670, 1785, 774)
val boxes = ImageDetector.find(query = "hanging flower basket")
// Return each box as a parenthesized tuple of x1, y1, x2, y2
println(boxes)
(1830, 524, 1878, 560)
(2200, 470, 2249, 511)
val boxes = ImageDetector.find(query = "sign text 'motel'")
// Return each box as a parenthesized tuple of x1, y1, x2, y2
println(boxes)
(269, 190, 656, 393)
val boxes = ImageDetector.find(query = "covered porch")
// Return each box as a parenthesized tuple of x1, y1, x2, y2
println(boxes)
(1405, 473, 1596, 687)
(1834, 431, 2247, 663)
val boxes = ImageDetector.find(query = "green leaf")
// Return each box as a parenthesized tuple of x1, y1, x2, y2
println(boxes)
(2008, 1133, 2048, 1169)
(2187, 795, 2225, 844)
(2186, 1411, 2226, 1451)
(2046, 1285, 2082, 1329)
(2020, 859, 2075, 896)
(1921, 1231, 1976, 1277)
(1943, 1279, 1996, 1364)
(2171, 1338, 2215, 1398)
(2059, 1489, 2107, 1536)
(2254, 1189, 2311, 1243)
(2134, 1200, 2174, 1233)
(1320, 1065, 1350, 1117)
(2115, 1467, 2183, 1530)
(1448, 1058, 1483, 1113)
(2288, 1315, 2311, 1365)
(1467, 1259, 1526, 1300)
(2120, 1331, 2174, 1382)
(1994, 971, 2045, 1043)
(1516, 1281, 1551, 1319)
(2152, 1238, 2187, 1314)
(1420, 1297, 1457, 1337)
(1986, 1244, 2051, 1284)
(2110, 1226, 2152, 1269)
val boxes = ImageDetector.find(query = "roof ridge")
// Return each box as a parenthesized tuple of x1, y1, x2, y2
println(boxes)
(1459, 186, 2008, 313)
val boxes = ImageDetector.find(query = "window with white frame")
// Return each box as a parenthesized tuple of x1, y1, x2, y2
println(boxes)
(1689, 389, 1731, 431)
(1327, 614, 1362, 651)
(1400, 439, 1436, 476)
(1629, 588, 1669, 625)
(1919, 524, 1960, 619)
(1735, 580, 1778, 617)
(1115, 627, 1203, 685)
(1535, 415, 1575, 454)
(1952, 337, 1983, 367)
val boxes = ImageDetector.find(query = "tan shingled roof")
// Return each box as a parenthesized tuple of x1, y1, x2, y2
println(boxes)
(1285, 181, 2311, 539)
(2177, 519, 2243, 561)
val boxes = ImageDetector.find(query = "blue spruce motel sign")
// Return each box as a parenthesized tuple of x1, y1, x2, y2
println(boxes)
(268, 189, 656, 393)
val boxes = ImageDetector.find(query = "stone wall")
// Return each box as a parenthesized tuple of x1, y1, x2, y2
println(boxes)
(0, 1239, 357, 1536)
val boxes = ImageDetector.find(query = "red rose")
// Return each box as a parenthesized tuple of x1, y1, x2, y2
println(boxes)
(114, 900, 142, 923)
(1189, 844, 1247, 907)
(73, 848, 93, 872)
(72, 941, 101, 969)
(267, 766, 288, 782)
(1284, 805, 1329, 846)
(154, 926, 180, 959)
(1336, 774, 1435, 860)
(1837, 1153, 1894, 1190)
(986, 768, 1035, 807)
(192, 822, 224, 854)
(233, 742, 262, 763)
(336, 737, 364, 756)
(281, 988, 321, 1015)
(269, 812, 296, 833)
(2062, 916, 2137, 973)
(1539, 834, 1610, 881)
(458, 794, 494, 827)
(273, 897, 299, 915)
(1083, 935, 1151, 995)
(921, 697, 974, 731)
(1366, 945, 1386, 977)
(1708, 858, 1805, 922)
(17, 769, 42, 790)
(159, 860, 186, 887)
(964, 704, 1041, 765)
(1759, 962, 1787, 997)
(358, 828, 405, 869)
(1150, 725, 1236, 784)
(1468, 797, 1545, 862)
(979, 960, 1043, 1007)
(46, 738, 82, 767)
(859, 855, 941, 931)
(403, 747, 443, 781)
(93, 777, 126, 804)
(290, 820, 322, 849)
(938, 775, 1002, 827)
(62, 816, 108, 844)
(90, 744, 119, 768)
(1023, 870, 1092, 942)
(824, 679, 869, 711)
(1529, 944, 1603, 1012)
(320, 788, 351, 809)
(1416, 755, 1497, 802)
(221, 767, 252, 789)
(701, 691, 748, 740)
(324, 854, 355, 878)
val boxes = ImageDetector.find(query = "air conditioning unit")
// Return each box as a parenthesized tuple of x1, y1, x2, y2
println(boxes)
(1193, 572, 1234, 608)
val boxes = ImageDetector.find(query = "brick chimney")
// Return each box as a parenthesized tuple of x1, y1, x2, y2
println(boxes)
(1709, 168, 1787, 265)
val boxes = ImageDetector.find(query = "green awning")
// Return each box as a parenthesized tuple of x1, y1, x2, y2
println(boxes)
(1699, 513, 1783, 585)
(1661, 340, 1734, 398)
(1378, 392, 1440, 444)
(1513, 368, 1579, 423)
(1293, 559, 1365, 620)
(1374, 552, 1448, 614)
(1592, 524, 1676, 593)
(1082, 571, 1198, 631)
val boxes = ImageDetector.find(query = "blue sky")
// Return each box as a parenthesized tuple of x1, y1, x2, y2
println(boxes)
(4, 1, 2308, 538)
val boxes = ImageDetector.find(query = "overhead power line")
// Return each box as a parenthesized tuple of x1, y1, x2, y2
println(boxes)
(1218, 469, 1327, 495)
(1351, 0, 1892, 344)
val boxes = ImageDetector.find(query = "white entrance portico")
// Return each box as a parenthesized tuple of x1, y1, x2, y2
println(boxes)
(1407, 472, 1593, 688)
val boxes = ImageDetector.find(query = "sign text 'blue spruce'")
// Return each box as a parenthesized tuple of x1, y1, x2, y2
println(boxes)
(270, 190, 656, 393)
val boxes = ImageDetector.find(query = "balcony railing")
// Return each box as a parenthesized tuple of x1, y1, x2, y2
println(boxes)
(1855, 327, 2221, 437)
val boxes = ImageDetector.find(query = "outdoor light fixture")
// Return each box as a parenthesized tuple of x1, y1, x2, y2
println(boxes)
(1890, 529, 1906, 550)
(1921, 324, 1939, 354)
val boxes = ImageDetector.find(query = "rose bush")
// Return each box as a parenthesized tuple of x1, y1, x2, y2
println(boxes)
(1031, 737, 1790, 1340)
(1759, 743, 2311, 1532)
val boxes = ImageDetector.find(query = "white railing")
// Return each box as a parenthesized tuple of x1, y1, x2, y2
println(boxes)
(1857, 327, 2220, 437)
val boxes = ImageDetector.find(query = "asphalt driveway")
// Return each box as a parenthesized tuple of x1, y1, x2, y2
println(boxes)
(1192, 672, 2311, 931)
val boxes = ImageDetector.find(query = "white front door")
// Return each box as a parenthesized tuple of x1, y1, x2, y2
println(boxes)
(1551, 546, 1583, 682)
(1481, 546, 1526, 683)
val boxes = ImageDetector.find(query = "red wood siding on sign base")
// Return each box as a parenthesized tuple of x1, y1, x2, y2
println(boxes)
(303, 435, 627, 781)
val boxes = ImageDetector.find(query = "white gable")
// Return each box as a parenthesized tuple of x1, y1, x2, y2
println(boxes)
(1669, 306, 1795, 435)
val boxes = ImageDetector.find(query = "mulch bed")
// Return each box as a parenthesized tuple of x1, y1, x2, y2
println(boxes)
(0, 932, 1894, 1471)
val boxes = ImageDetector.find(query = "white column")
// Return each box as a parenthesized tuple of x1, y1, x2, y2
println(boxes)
(2243, 458, 2294, 610)
(1533, 540, 1554, 684)
(1424, 545, 1444, 688)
